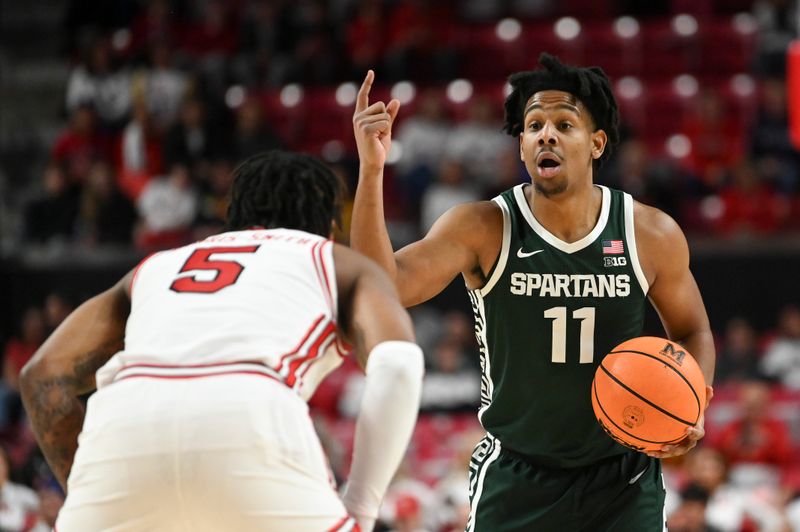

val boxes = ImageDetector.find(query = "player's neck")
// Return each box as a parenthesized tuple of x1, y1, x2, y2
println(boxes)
(526, 182, 602, 244)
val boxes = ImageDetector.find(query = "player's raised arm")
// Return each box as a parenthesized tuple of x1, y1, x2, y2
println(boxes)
(351, 71, 496, 306)
(635, 204, 715, 459)
(333, 243, 424, 532)
(19, 272, 132, 489)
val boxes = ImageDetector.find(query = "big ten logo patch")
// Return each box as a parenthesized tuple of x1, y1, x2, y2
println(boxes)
(659, 342, 686, 365)
(603, 257, 627, 267)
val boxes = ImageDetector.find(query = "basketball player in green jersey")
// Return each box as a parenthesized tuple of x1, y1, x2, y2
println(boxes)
(351, 54, 715, 531)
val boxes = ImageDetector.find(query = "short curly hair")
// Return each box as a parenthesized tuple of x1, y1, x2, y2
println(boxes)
(226, 150, 345, 237)
(503, 53, 620, 167)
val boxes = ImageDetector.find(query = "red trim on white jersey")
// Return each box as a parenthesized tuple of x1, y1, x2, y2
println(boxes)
(311, 240, 335, 318)
(276, 314, 327, 373)
(283, 321, 337, 388)
(294, 328, 337, 388)
(327, 516, 359, 531)
(113, 361, 284, 384)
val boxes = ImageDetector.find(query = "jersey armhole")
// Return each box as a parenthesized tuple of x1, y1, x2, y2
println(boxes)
(476, 197, 511, 297)
(129, 252, 159, 298)
(312, 239, 337, 321)
(623, 193, 650, 296)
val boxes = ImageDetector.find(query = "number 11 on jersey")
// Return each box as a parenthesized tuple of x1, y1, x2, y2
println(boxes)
(544, 307, 596, 364)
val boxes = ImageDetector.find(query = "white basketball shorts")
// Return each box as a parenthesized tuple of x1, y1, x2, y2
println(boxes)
(56, 373, 357, 531)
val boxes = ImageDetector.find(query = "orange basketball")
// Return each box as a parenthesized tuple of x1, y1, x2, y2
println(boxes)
(591, 336, 706, 453)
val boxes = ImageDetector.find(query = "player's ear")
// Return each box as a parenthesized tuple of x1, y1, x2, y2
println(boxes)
(591, 129, 607, 161)
(519, 134, 525, 161)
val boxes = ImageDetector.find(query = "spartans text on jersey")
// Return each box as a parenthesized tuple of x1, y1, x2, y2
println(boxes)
(509, 273, 631, 298)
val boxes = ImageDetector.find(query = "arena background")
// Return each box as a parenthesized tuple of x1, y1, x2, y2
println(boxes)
(0, 0, 799, 530)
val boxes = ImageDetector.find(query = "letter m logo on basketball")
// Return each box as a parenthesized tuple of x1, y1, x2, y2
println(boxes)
(659, 343, 686, 365)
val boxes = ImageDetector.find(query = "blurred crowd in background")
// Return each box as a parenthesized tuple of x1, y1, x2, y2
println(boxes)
(1, 0, 799, 530)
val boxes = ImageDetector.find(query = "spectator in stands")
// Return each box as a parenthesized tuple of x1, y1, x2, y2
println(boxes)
(136, 164, 198, 250)
(685, 447, 785, 531)
(65, 37, 132, 129)
(419, 338, 480, 413)
(395, 89, 451, 205)
(760, 304, 800, 389)
(2, 308, 45, 393)
(163, 98, 222, 171)
(445, 96, 514, 189)
(600, 139, 685, 219)
(753, 0, 799, 76)
(384, 0, 457, 81)
(681, 89, 744, 192)
(484, 147, 528, 199)
(0, 447, 40, 532)
(420, 159, 480, 233)
(715, 318, 765, 384)
(194, 158, 233, 239)
(78, 161, 137, 246)
(138, 41, 190, 133)
(235, 0, 291, 86)
(129, 0, 182, 56)
(710, 380, 793, 470)
(181, 0, 238, 93)
(667, 483, 722, 532)
(228, 98, 283, 162)
(42, 293, 73, 336)
(116, 100, 163, 200)
(346, 0, 387, 79)
(51, 105, 112, 185)
(711, 160, 787, 235)
(386, 493, 429, 532)
(750, 78, 800, 194)
(277, 0, 339, 85)
(23, 163, 79, 244)
(435, 428, 483, 532)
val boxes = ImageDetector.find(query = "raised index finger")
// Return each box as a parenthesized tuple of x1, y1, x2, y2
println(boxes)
(356, 70, 374, 112)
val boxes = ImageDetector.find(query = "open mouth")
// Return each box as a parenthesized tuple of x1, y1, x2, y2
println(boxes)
(536, 154, 561, 178)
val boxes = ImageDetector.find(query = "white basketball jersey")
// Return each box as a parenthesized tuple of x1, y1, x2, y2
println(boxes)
(95, 228, 350, 401)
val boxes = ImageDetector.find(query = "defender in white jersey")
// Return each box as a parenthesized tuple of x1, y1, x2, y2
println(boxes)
(21, 151, 424, 532)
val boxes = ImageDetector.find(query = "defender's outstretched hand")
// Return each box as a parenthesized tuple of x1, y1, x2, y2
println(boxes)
(353, 70, 400, 171)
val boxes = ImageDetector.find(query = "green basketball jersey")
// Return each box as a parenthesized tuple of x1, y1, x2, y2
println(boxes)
(468, 184, 649, 468)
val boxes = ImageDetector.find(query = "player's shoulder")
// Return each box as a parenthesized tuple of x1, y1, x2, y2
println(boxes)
(432, 200, 503, 240)
(633, 200, 685, 245)
(632, 200, 690, 274)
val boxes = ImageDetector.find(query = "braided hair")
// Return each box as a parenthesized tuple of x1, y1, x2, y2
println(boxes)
(226, 150, 345, 237)
(502, 53, 620, 167)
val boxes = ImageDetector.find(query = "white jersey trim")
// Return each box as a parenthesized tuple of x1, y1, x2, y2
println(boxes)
(478, 197, 511, 297)
(466, 433, 502, 532)
(513, 184, 611, 255)
(623, 193, 650, 295)
(469, 291, 494, 425)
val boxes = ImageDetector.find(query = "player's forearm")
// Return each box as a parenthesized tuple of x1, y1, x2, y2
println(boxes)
(19, 289, 128, 490)
(350, 166, 398, 281)
(676, 328, 716, 387)
(343, 341, 424, 527)
(19, 370, 85, 490)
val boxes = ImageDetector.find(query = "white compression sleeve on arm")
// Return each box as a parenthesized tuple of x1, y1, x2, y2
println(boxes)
(342, 341, 424, 528)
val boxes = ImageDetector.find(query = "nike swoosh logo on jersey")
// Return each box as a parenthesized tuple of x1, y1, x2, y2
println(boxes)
(629, 468, 647, 484)
(517, 248, 544, 258)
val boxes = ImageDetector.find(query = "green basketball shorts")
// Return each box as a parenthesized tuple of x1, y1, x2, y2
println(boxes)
(466, 434, 666, 532)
